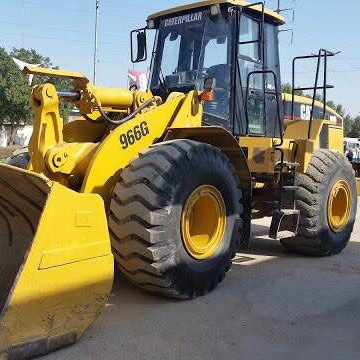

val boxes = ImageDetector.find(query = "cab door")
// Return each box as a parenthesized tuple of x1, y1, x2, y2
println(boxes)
(238, 14, 265, 135)
(234, 12, 282, 138)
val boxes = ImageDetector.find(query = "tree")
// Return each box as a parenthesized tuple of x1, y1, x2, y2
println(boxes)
(343, 115, 353, 137)
(343, 115, 360, 138)
(0, 48, 32, 143)
(335, 104, 346, 118)
(326, 100, 336, 112)
(282, 82, 304, 96)
(347, 116, 360, 138)
(0, 47, 72, 144)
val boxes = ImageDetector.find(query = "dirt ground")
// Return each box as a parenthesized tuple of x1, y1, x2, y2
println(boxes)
(44, 205, 360, 360)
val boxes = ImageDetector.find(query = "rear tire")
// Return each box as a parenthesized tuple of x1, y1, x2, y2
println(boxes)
(109, 140, 247, 298)
(281, 149, 357, 256)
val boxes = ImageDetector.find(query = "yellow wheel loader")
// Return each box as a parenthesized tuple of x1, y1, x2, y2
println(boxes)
(0, 1, 358, 358)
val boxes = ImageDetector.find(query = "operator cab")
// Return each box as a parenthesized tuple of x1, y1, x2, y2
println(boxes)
(132, 1, 285, 138)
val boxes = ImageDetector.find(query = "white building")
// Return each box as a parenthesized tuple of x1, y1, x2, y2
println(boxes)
(0, 124, 33, 147)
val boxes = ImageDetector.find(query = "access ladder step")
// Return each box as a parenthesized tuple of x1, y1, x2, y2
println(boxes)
(276, 230, 296, 239)
(283, 162, 300, 167)
(275, 162, 300, 171)
(279, 209, 300, 216)
(269, 209, 300, 240)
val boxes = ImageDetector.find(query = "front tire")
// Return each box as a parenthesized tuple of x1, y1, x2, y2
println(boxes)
(281, 149, 357, 256)
(109, 140, 247, 298)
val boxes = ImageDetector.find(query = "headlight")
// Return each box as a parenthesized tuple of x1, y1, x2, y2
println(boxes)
(210, 4, 220, 16)
(147, 19, 155, 29)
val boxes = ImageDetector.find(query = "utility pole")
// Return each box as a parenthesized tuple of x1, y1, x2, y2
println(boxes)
(93, 0, 100, 85)
(276, 0, 281, 13)
(21, 0, 25, 47)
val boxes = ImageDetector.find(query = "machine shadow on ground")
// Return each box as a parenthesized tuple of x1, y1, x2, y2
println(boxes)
(107, 219, 360, 305)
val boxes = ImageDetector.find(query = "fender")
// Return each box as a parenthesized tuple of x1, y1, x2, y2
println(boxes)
(164, 126, 252, 190)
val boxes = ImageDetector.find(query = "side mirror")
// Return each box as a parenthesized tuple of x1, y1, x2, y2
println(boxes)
(131, 28, 147, 63)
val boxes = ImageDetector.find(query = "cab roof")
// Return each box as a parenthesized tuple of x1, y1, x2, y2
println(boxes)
(148, 0, 285, 25)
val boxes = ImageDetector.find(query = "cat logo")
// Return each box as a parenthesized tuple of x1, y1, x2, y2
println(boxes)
(164, 12, 203, 27)
(300, 104, 312, 120)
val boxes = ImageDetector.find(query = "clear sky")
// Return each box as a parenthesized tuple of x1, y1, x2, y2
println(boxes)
(1, 0, 360, 116)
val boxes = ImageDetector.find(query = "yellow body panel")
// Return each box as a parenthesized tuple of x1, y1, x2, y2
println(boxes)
(148, 0, 285, 24)
(170, 90, 203, 128)
(284, 119, 325, 141)
(293, 139, 315, 174)
(328, 125, 344, 152)
(81, 92, 196, 205)
(284, 119, 343, 172)
(357, 178, 360, 196)
(239, 120, 344, 175)
(239, 137, 276, 173)
(63, 117, 109, 143)
(0, 165, 113, 359)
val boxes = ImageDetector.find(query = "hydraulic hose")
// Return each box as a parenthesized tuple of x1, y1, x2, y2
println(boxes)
(95, 96, 160, 125)
(57, 90, 160, 126)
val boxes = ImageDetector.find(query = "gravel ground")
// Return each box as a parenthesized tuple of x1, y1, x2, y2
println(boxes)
(43, 204, 360, 360)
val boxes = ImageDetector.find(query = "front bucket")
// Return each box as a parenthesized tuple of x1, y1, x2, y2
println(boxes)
(0, 164, 114, 360)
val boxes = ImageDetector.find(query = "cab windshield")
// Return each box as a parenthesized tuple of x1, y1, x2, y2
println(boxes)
(150, 10, 233, 125)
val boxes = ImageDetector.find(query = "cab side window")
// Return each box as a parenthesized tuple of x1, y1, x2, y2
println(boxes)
(264, 23, 281, 92)
(239, 16, 261, 63)
(239, 15, 264, 135)
(239, 15, 262, 90)
(201, 14, 232, 129)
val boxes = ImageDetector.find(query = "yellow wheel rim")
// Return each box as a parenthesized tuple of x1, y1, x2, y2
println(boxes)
(327, 180, 351, 232)
(181, 185, 226, 260)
